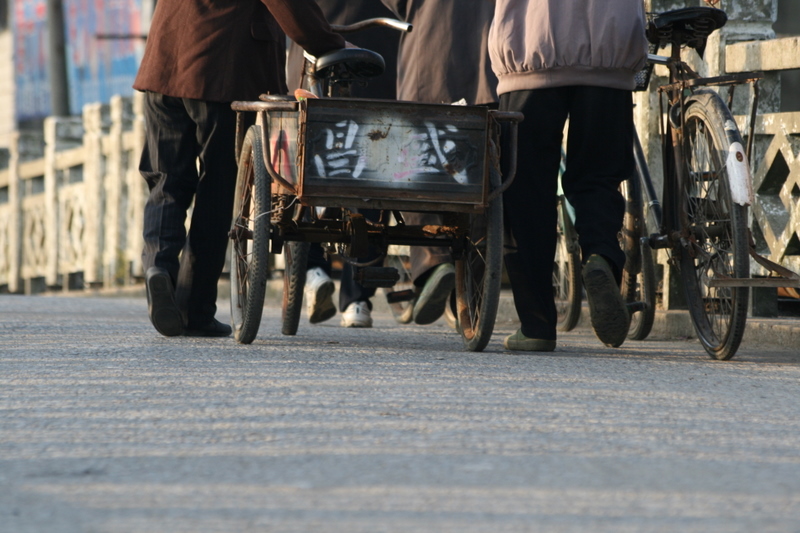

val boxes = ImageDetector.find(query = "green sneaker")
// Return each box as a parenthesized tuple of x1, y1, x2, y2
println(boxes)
(503, 329, 556, 352)
(582, 254, 630, 347)
(413, 263, 456, 325)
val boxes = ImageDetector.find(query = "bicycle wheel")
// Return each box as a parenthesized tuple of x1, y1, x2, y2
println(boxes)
(554, 196, 582, 332)
(454, 171, 503, 352)
(230, 126, 271, 344)
(383, 246, 415, 324)
(281, 241, 309, 335)
(678, 91, 749, 360)
(619, 173, 656, 341)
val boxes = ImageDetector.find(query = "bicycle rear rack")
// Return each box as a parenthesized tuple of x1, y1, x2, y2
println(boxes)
(708, 241, 800, 288)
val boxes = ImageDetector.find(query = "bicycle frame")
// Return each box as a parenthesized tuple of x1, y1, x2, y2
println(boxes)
(646, 49, 761, 256)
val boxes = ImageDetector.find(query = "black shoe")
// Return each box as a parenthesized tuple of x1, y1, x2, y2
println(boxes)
(184, 318, 232, 337)
(146, 267, 183, 337)
(582, 255, 630, 348)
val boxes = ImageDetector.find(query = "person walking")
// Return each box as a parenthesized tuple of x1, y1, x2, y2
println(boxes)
(381, 0, 498, 325)
(135, 0, 346, 337)
(286, 0, 399, 328)
(488, 0, 648, 350)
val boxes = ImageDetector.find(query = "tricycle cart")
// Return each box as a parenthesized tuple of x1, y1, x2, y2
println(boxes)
(228, 26, 521, 351)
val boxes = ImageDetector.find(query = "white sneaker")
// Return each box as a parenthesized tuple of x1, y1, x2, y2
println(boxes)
(341, 301, 373, 328)
(305, 267, 336, 324)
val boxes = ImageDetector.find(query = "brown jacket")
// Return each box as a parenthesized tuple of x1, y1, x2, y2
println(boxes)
(381, 0, 498, 105)
(133, 0, 345, 102)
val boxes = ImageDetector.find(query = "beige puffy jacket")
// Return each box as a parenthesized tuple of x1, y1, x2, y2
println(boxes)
(488, 0, 648, 95)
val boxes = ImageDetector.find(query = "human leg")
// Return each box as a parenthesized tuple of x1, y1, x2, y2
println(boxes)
(141, 92, 200, 282)
(404, 212, 454, 325)
(561, 86, 634, 279)
(499, 89, 568, 346)
(562, 86, 635, 347)
(140, 92, 202, 336)
(339, 209, 380, 327)
(175, 97, 238, 333)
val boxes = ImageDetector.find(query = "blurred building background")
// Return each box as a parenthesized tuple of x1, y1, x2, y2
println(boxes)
(0, 0, 796, 143)
(0, 0, 153, 147)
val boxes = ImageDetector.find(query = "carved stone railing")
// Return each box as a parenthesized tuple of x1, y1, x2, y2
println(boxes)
(0, 94, 147, 293)
(727, 38, 800, 278)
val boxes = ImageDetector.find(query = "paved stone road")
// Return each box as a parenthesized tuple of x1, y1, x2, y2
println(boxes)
(2, 294, 800, 532)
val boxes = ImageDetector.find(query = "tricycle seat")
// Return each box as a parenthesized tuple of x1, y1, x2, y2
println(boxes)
(315, 48, 385, 82)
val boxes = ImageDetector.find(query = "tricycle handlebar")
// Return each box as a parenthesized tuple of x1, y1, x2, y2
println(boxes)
(331, 18, 412, 34)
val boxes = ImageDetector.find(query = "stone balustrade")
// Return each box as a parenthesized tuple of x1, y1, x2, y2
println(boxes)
(0, 94, 146, 293)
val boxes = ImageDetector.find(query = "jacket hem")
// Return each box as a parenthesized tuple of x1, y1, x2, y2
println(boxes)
(496, 68, 636, 95)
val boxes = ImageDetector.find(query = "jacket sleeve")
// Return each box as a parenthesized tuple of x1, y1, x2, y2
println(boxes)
(262, 0, 346, 57)
(380, 0, 408, 20)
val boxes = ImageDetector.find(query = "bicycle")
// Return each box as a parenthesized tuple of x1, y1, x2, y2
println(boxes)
(553, 155, 582, 332)
(625, 6, 798, 359)
(228, 17, 523, 351)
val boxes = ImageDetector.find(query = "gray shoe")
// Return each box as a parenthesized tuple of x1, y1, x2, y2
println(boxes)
(145, 267, 183, 337)
(582, 255, 630, 347)
(503, 329, 556, 352)
(412, 263, 456, 325)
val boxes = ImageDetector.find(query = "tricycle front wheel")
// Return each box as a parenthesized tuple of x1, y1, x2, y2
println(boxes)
(230, 126, 270, 344)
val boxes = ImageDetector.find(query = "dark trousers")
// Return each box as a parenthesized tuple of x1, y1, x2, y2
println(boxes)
(140, 92, 239, 328)
(500, 86, 634, 340)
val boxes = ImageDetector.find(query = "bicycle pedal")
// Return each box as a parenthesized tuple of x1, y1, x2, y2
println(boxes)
(355, 267, 400, 288)
(386, 288, 416, 304)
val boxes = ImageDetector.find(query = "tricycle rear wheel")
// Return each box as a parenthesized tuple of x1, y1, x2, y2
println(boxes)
(454, 174, 503, 352)
(281, 241, 309, 335)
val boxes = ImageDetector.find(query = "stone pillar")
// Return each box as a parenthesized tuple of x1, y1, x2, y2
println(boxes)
(6, 133, 21, 293)
(43, 116, 84, 289)
(82, 102, 109, 287)
(103, 96, 133, 287)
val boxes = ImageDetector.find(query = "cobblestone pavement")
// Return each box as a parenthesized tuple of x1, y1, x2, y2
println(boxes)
(2, 294, 800, 532)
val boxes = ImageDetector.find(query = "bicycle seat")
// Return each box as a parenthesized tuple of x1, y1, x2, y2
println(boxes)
(314, 47, 385, 82)
(646, 7, 727, 54)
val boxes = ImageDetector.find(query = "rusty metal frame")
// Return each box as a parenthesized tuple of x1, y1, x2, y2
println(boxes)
(650, 33, 799, 289)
